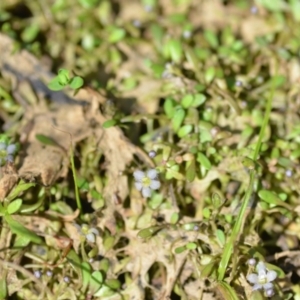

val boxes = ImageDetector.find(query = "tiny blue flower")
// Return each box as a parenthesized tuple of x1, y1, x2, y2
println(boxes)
(34, 270, 42, 279)
(247, 261, 277, 291)
(74, 223, 99, 243)
(133, 169, 161, 198)
(248, 258, 256, 266)
(0, 142, 17, 165)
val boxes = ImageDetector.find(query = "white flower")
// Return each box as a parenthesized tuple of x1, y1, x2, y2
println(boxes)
(0, 142, 17, 165)
(133, 169, 161, 198)
(247, 261, 277, 291)
(74, 223, 99, 243)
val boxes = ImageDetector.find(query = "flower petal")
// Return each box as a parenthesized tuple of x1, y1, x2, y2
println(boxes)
(147, 169, 158, 179)
(256, 261, 267, 273)
(86, 233, 95, 243)
(133, 170, 145, 181)
(89, 228, 99, 236)
(252, 283, 263, 291)
(142, 187, 151, 198)
(6, 144, 16, 154)
(263, 283, 274, 291)
(74, 223, 81, 232)
(150, 180, 161, 190)
(6, 154, 14, 162)
(266, 270, 277, 282)
(135, 182, 143, 191)
(247, 273, 258, 284)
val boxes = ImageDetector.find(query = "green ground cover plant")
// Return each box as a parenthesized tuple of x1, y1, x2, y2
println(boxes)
(0, 0, 300, 299)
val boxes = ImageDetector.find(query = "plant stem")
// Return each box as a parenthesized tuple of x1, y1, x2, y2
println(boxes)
(217, 75, 275, 280)
(70, 143, 82, 214)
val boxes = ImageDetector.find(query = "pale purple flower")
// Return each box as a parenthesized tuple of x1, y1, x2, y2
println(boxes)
(34, 270, 42, 279)
(250, 6, 258, 14)
(285, 169, 292, 177)
(148, 150, 157, 158)
(265, 288, 275, 297)
(133, 169, 161, 198)
(248, 258, 256, 266)
(74, 223, 99, 243)
(247, 261, 277, 291)
(235, 80, 243, 87)
(0, 142, 17, 165)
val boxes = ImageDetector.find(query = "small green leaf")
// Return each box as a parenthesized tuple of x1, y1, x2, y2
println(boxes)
(105, 278, 121, 290)
(197, 152, 211, 170)
(81, 262, 92, 292)
(166, 39, 183, 63)
(200, 261, 217, 279)
(212, 193, 223, 209)
(203, 207, 211, 219)
(170, 212, 179, 224)
(216, 281, 239, 300)
(164, 98, 175, 118)
(94, 285, 115, 297)
(103, 236, 115, 252)
(192, 93, 207, 107)
(241, 157, 256, 170)
(89, 271, 103, 294)
(36, 134, 60, 147)
(204, 29, 219, 48)
(269, 75, 286, 88)
(178, 125, 193, 138)
(88, 246, 98, 259)
(250, 290, 264, 300)
(258, 190, 292, 210)
(13, 235, 31, 248)
(185, 159, 196, 182)
(48, 77, 65, 91)
(7, 199, 23, 215)
(205, 67, 215, 83)
(5, 214, 43, 244)
(57, 69, 70, 85)
(99, 258, 110, 273)
(102, 119, 118, 128)
(0, 278, 7, 299)
(186, 242, 197, 250)
(69, 76, 84, 90)
(21, 24, 39, 43)
(137, 226, 161, 239)
(108, 28, 125, 43)
(181, 94, 194, 109)
(290, 0, 300, 21)
(7, 181, 35, 202)
(216, 229, 226, 247)
(174, 246, 186, 254)
(166, 165, 184, 180)
(172, 108, 185, 132)
(66, 249, 82, 277)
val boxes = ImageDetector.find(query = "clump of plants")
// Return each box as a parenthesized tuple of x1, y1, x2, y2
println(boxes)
(0, 0, 300, 299)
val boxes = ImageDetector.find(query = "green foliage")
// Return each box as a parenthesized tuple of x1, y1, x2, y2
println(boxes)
(48, 69, 84, 91)
(1, 0, 299, 299)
